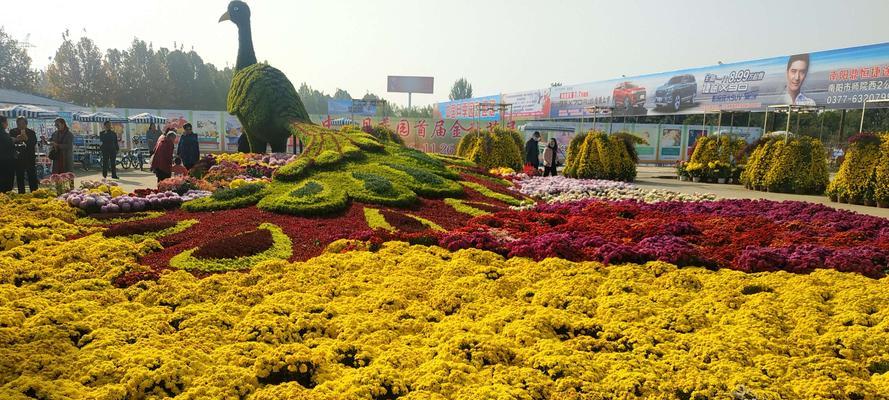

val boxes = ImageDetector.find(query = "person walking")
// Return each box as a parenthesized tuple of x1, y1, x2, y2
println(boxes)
(145, 123, 162, 157)
(237, 131, 251, 153)
(543, 138, 561, 177)
(11, 117, 38, 193)
(0, 117, 15, 192)
(50, 118, 74, 174)
(525, 131, 541, 171)
(151, 131, 175, 183)
(99, 121, 120, 179)
(177, 123, 200, 169)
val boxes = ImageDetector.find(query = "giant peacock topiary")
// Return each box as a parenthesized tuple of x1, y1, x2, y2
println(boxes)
(196, 1, 497, 216)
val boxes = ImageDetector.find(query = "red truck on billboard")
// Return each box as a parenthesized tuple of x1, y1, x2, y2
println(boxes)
(612, 82, 647, 111)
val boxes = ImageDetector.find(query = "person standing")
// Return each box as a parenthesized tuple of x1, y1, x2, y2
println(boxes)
(525, 131, 541, 170)
(543, 138, 561, 177)
(151, 131, 175, 183)
(11, 117, 38, 193)
(99, 121, 120, 179)
(177, 123, 200, 170)
(237, 131, 251, 153)
(0, 117, 15, 192)
(50, 118, 74, 174)
(145, 122, 162, 156)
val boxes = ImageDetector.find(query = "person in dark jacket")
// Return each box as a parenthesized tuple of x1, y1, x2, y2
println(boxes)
(237, 132, 251, 153)
(11, 117, 38, 193)
(99, 121, 120, 179)
(177, 123, 200, 169)
(524, 131, 541, 170)
(0, 117, 15, 192)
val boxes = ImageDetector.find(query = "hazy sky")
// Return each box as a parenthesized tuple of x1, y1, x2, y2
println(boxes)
(5, 0, 889, 107)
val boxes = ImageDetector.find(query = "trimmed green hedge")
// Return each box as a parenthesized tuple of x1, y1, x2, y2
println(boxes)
(182, 184, 268, 212)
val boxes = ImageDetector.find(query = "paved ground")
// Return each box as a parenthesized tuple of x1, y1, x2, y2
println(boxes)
(69, 165, 889, 219)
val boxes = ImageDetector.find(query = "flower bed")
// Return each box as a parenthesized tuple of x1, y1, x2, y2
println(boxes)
(828, 133, 886, 206)
(454, 127, 524, 170)
(441, 199, 889, 277)
(562, 131, 638, 181)
(512, 176, 716, 203)
(2, 236, 888, 398)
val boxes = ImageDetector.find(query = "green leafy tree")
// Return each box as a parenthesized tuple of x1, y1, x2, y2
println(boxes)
(333, 88, 352, 101)
(0, 27, 37, 92)
(45, 31, 106, 105)
(449, 77, 473, 100)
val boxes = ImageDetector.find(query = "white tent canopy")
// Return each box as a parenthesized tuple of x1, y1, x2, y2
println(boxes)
(0, 104, 60, 119)
(128, 113, 167, 124)
(73, 112, 129, 123)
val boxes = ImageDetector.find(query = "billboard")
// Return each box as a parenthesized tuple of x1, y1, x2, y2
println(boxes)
(435, 95, 501, 121)
(548, 42, 889, 117)
(327, 99, 378, 116)
(438, 42, 889, 118)
(502, 89, 551, 119)
(387, 76, 434, 94)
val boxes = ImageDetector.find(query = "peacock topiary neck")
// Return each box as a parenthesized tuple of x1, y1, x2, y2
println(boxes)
(236, 20, 257, 71)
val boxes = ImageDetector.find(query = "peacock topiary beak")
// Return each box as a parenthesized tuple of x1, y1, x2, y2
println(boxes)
(219, 11, 231, 22)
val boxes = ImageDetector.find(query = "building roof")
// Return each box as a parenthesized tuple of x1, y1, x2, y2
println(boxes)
(0, 88, 83, 109)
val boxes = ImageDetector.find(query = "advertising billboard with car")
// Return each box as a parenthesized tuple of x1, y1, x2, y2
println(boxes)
(441, 41, 889, 118)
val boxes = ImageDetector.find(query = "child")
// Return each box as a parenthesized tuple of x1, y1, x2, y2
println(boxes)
(171, 156, 188, 177)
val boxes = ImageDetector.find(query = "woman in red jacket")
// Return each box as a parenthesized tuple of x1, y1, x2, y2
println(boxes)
(150, 131, 175, 183)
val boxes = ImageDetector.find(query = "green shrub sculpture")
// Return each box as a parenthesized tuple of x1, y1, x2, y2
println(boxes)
(563, 131, 636, 182)
(740, 134, 828, 195)
(827, 133, 883, 205)
(454, 127, 524, 170)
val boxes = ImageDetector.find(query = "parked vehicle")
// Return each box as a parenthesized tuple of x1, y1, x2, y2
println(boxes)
(655, 74, 697, 111)
(612, 82, 647, 111)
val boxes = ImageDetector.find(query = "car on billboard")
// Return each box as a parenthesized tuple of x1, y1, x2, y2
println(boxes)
(655, 74, 697, 111)
(612, 82, 646, 111)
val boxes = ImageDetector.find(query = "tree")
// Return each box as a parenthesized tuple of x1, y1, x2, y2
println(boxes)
(333, 88, 352, 100)
(449, 77, 473, 100)
(45, 31, 106, 106)
(0, 27, 37, 92)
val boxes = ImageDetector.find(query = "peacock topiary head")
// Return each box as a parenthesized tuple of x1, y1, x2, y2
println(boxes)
(219, 1, 251, 26)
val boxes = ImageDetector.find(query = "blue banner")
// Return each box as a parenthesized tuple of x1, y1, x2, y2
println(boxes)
(327, 99, 377, 116)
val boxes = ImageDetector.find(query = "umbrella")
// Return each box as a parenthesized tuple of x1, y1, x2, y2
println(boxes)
(0, 104, 60, 119)
(73, 112, 129, 123)
(128, 113, 167, 124)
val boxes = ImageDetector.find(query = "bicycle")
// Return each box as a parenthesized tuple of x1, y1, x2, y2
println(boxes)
(118, 148, 148, 170)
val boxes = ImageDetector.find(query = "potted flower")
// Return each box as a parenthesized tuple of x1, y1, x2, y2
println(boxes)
(676, 161, 689, 181)
(686, 162, 703, 182)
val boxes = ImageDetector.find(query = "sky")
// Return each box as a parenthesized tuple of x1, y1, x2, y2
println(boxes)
(5, 0, 889, 108)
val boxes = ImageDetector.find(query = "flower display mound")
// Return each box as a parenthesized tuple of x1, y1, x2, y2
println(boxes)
(454, 127, 524, 170)
(828, 133, 885, 205)
(442, 198, 889, 278)
(562, 131, 637, 182)
(183, 124, 465, 216)
(3, 239, 889, 399)
(740, 134, 829, 194)
(126, 177, 515, 282)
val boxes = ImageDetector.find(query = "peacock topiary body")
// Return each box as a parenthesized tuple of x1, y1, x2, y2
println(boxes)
(227, 63, 310, 152)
